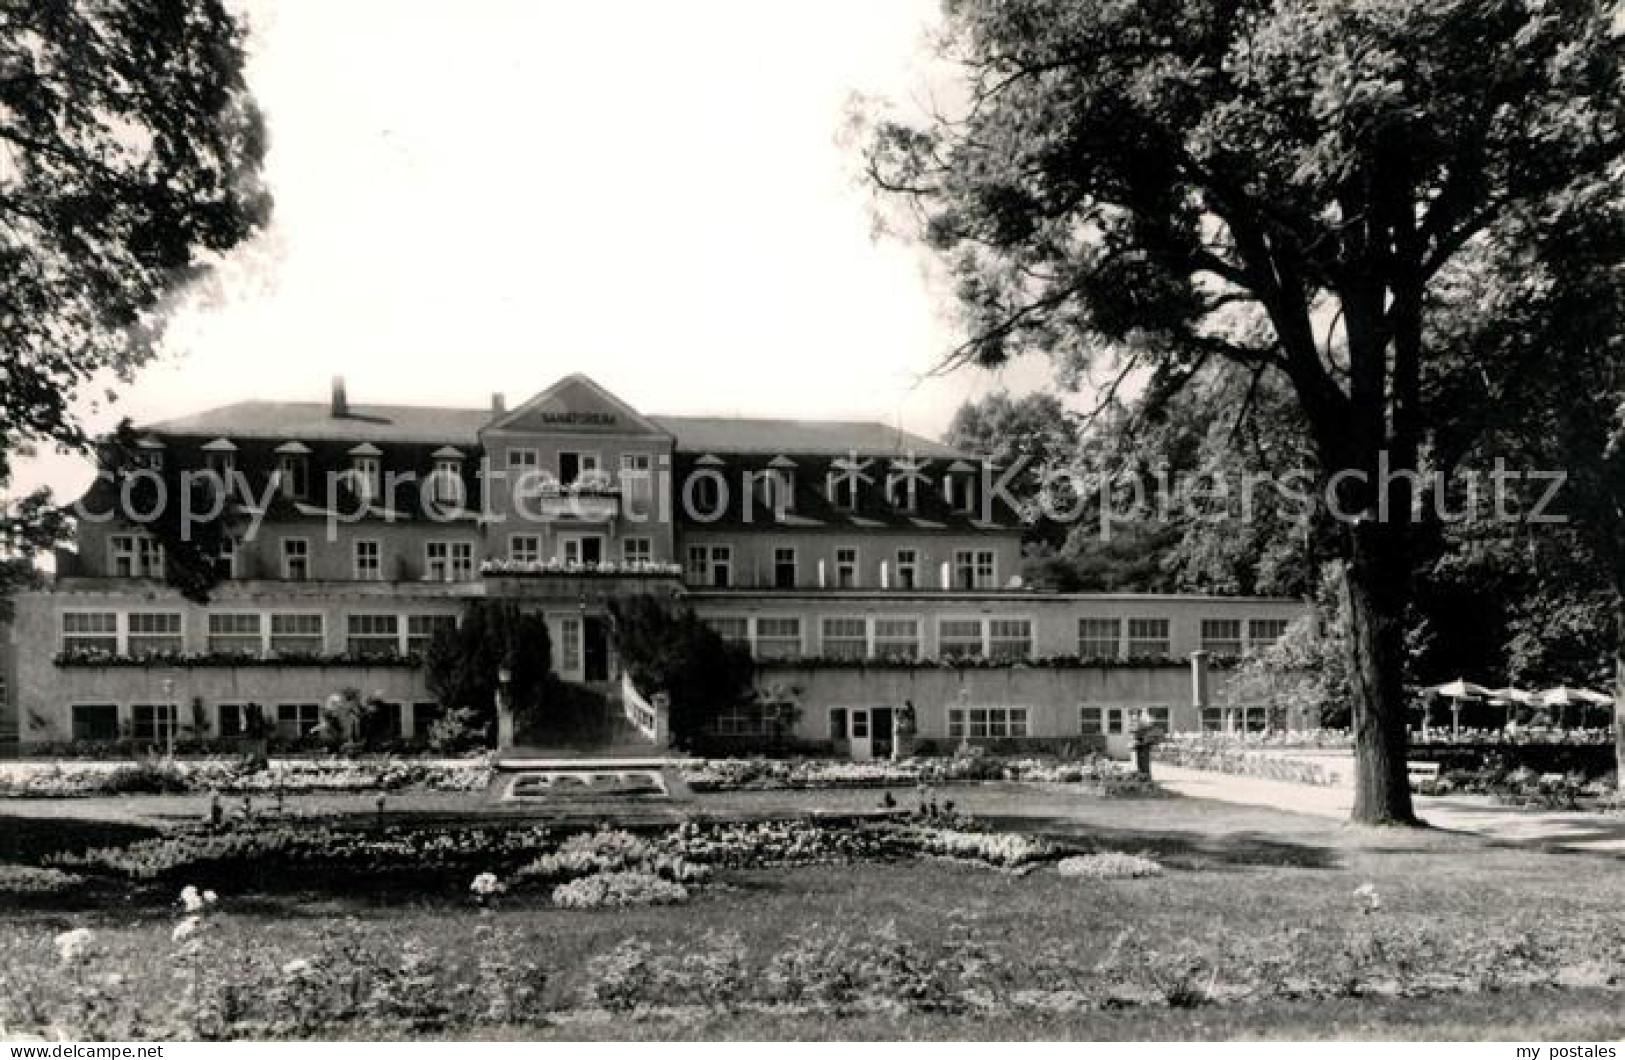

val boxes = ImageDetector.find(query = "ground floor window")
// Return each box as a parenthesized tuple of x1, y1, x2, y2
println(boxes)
(362, 701, 403, 742)
(948, 707, 1029, 740)
(828, 708, 848, 741)
(413, 702, 443, 740)
(276, 703, 321, 742)
(71, 704, 119, 741)
(217, 703, 245, 739)
(703, 616, 750, 647)
(715, 704, 774, 737)
(130, 703, 176, 743)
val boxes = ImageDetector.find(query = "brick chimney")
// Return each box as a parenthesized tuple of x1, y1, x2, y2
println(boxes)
(491, 392, 506, 415)
(331, 375, 349, 418)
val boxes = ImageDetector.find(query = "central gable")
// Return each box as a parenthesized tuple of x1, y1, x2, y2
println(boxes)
(484, 373, 669, 437)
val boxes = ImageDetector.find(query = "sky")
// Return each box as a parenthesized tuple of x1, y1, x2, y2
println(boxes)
(14, 0, 1059, 499)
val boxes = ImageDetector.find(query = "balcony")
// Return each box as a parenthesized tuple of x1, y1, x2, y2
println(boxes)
(530, 479, 621, 523)
(482, 558, 685, 603)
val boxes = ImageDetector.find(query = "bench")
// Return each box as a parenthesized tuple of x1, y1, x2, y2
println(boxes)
(1407, 761, 1442, 788)
(486, 757, 694, 804)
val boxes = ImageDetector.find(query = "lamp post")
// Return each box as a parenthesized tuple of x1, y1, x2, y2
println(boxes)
(162, 677, 176, 760)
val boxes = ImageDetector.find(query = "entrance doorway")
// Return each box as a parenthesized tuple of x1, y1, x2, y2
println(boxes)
(583, 616, 610, 683)
(848, 707, 894, 761)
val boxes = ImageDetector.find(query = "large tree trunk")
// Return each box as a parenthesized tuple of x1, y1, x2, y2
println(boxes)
(1341, 523, 1420, 825)
(1614, 593, 1625, 789)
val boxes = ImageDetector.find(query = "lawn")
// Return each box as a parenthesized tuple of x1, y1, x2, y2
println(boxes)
(3, 786, 1623, 1040)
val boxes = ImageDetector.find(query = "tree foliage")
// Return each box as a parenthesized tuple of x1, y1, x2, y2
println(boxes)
(608, 595, 756, 748)
(865, 0, 1625, 823)
(0, 0, 270, 611)
(422, 602, 554, 745)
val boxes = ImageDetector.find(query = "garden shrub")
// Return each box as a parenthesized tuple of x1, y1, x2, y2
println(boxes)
(1056, 852, 1163, 879)
(551, 871, 688, 909)
(0, 865, 87, 895)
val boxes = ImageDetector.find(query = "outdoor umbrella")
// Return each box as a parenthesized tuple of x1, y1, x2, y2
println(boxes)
(1539, 686, 1614, 728)
(1430, 678, 1492, 738)
(1488, 687, 1537, 730)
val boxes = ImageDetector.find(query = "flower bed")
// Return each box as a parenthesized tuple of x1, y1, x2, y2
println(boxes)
(0, 756, 491, 798)
(1151, 743, 1344, 787)
(682, 754, 1138, 792)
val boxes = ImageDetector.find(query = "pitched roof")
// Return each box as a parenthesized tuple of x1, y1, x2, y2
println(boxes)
(650, 415, 966, 459)
(142, 397, 972, 460)
(143, 401, 493, 445)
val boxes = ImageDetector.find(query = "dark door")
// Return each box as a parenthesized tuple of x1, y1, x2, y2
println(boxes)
(581, 536, 603, 564)
(583, 617, 610, 682)
(872, 707, 894, 759)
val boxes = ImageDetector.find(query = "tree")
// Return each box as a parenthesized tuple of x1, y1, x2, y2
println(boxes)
(863, 0, 1625, 823)
(423, 602, 554, 746)
(608, 595, 756, 748)
(947, 390, 1080, 541)
(0, 0, 270, 604)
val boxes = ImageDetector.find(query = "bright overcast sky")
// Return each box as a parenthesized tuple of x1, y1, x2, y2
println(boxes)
(14, 0, 1059, 498)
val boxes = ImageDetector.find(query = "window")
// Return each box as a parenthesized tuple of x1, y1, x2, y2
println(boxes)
(895, 549, 918, 590)
(281, 538, 310, 581)
(938, 618, 985, 659)
(509, 535, 541, 565)
(71, 704, 119, 742)
(277, 453, 309, 500)
(269, 614, 324, 657)
(954, 549, 996, 589)
(208, 613, 263, 656)
(559, 617, 582, 674)
(1146, 706, 1171, 731)
(350, 455, 381, 503)
(110, 534, 164, 578)
(620, 453, 654, 510)
(754, 617, 802, 660)
(835, 547, 859, 588)
(276, 703, 320, 742)
(622, 537, 653, 565)
(430, 459, 464, 505)
(704, 616, 750, 646)
(562, 535, 605, 566)
(686, 545, 710, 584)
(1249, 618, 1290, 649)
(362, 701, 404, 743)
(715, 704, 770, 737)
(988, 618, 1032, 660)
(709, 546, 733, 587)
(558, 451, 600, 484)
(217, 704, 245, 739)
(827, 470, 859, 511)
(873, 617, 920, 660)
(686, 545, 729, 586)
(828, 708, 848, 741)
(1105, 708, 1125, 735)
(756, 469, 791, 516)
(354, 540, 383, 581)
(347, 614, 400, 659)
(1202, 707, 1225, 731)
(204, 448, 236, 477)
(945, 472, 977, 513)
(127, 612, 183, 657)
(1126, 617, 1171, 658)
(1078, 618, 1122, 659)
(407, 614, 456, 656)
(62, 612, 118, 655)
(689, 472, 722, 516)
(508, 448, 539, 471)
(851, 710, 870, 739)
(427, 541, 476, 581)
(773, 547, 797, 589)
(948, 707, 1028, 740)
(1080, 707, 1103, 736)
(1201, 618, 1244, 656)
(821, 617, 868, 660)
(133, 445, 164, 470)
(131, 704, 176, 743)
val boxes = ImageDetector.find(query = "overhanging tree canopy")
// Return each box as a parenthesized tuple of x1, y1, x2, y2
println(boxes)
(863, 0, 1625, 822)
